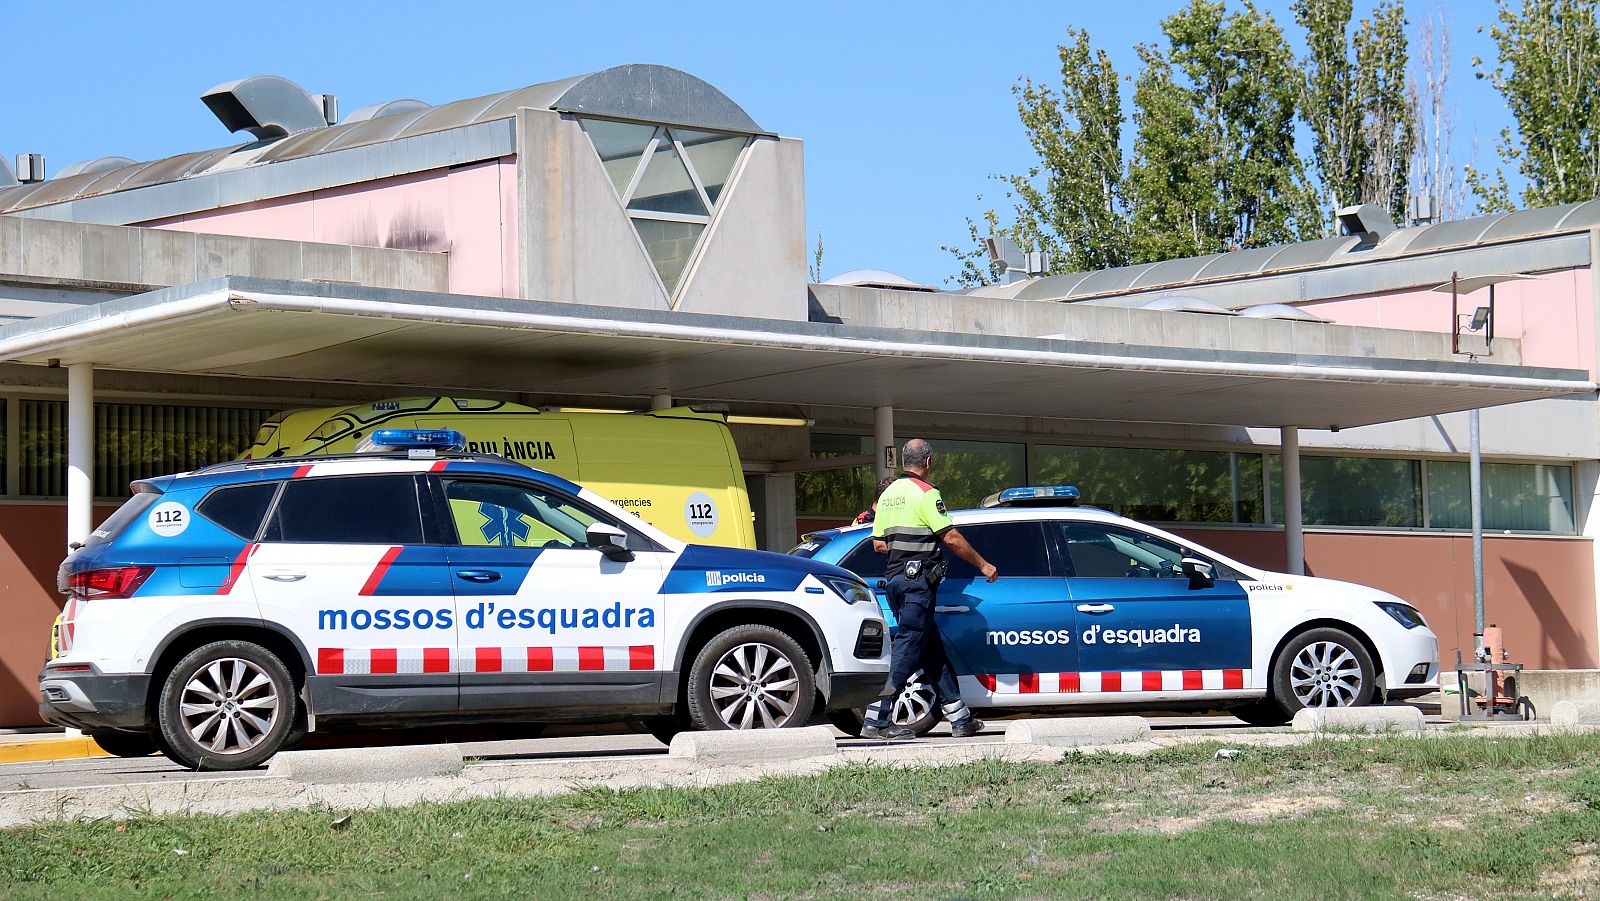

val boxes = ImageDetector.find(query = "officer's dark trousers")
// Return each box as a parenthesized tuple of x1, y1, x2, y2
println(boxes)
(864, 571, 971, 728)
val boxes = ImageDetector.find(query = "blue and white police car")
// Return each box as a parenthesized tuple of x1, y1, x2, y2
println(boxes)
(40, 431, 888, 769)
(791, 486, 1439, 734)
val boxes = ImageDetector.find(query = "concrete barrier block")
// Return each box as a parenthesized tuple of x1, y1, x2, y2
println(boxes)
(266, 743, 464, 784)
(1291, 706, 1424, 734)
(1003, 716, 1151, 748)
(668, 726, 836, 763)
(1551, 700, 1600, 727)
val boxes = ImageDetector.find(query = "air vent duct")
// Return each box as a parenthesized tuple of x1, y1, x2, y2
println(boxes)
(201, 75, 329, 140)
(344, 99, 431, 123)
(56, 157, 138, 179)
(14, 153, 45, 183)
(1336, 203, 1396, 244)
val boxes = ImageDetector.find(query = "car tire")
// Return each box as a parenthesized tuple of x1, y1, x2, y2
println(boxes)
(686, 625, 816, 730)
(156, 640, 297, 771)
(88, 730, 159, 758)
(1265, 627, 1376, 719)
(826, 679, 941, 738)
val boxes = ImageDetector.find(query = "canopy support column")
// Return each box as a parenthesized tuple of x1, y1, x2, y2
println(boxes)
(650, 394, 672, 411)
(874, 406, 895, 481)
(67, 363, 94, 553)
(1282, 426, 1304, 575)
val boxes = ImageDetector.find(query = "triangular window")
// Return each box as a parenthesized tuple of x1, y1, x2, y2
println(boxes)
(580, 117, 751, 298)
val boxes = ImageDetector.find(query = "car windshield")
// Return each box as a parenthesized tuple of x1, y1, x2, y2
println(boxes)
(788, 534, 834, 558)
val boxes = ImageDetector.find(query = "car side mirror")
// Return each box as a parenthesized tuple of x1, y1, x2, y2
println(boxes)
(1181, 557, 1215, 590)
(586, 523, 633, 561)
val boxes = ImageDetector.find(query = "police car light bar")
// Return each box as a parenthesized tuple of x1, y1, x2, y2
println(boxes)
(360, 429, 467, 455)
(981, 485, 1081, 508)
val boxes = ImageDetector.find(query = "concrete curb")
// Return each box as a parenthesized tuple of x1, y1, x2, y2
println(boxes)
(1004, 716, 1151, 748)
(266, 743, 465, 784)
(1551, 700, 1600, 726)
(0, 736, 110, 764)
(668, 726, 837, 763)
(1292, 705, 1425, 734)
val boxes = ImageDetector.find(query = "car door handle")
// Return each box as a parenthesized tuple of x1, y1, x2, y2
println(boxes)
(1076, 603, 1116, 614)
(456, 569, 501, 583)
(263, 570, 305, 582)
(934, 605, 971, 614)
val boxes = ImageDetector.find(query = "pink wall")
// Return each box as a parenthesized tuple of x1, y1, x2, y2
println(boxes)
(1303, 267, 1596, 375)
(141, 158, 520, 298)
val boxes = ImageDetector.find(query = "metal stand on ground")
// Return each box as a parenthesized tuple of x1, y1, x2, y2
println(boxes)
(1453, 649, 1528, 722)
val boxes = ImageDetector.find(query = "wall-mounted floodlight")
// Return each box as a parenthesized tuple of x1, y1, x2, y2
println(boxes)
(1468, 306, 1492, 331)
(1430, 272, 1539, 357)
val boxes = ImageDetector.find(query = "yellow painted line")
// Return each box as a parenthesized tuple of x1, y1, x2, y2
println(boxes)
(0, 737, 110, 764)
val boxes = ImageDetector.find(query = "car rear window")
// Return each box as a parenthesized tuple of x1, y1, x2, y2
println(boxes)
(788, 534, 833, 558)
(85, 491, 161, 547)
(262, 475, 424, 544)
(197, 482, 280, 540)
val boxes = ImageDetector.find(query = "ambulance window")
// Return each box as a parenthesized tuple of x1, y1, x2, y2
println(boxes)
(1059, 524, 1185, 579)
(945, 522, 1053, 579)
(262, 475, 424, 544)
(307, 416, 356, 442)
(197, 482, 279, 540)
(441, 478, 606, 549)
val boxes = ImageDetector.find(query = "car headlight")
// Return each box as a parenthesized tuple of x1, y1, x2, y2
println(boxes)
(1376, 601, 1426, 630)
(823, 576, 875, 606)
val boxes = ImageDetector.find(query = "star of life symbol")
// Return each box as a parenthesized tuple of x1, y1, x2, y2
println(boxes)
(479, 503, 531, 546)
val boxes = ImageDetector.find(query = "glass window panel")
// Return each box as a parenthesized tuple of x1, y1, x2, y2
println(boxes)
(675, 129, 746, 205)
(840, 539, 887, 580)
(911, 438, 1025, 511)
(1059, 522, 1187, 579)
(627, 139, 708, 216)
(796, 434, 873, 517)
(1427, 461, 1575, 533)
(442, 478, 604, 548)
(1032, 445, 1262, 523)
(197, 482, 279, 540)
(630, 218, 705, 295)
(581, 119, 656, 197)
(1267, 454, 1421, 527)
(945, 522, 1054, 579)
(265, 475, 423, 544)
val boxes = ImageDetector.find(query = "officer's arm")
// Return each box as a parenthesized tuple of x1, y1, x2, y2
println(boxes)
(872, 539, 887, 554)
(940, 528, 998, 582)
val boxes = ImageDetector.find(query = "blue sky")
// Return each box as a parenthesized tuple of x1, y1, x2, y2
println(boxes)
(1, 1, 1510, 287)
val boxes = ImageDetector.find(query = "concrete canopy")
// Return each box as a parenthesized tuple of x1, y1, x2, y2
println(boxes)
(0, 277, 1590, 430)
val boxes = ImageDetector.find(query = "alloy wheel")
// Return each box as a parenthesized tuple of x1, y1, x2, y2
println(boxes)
(707, 641, 802, 728)
(1289, 640, 1364, 707)
(177, 657, 281, 754)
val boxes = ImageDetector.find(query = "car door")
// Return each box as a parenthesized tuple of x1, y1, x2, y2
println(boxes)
(432, 475, 666, 712)
(1058, 522, 1252, 696)
(248, 473, 458, 716)
(930, 521, 1077, 702)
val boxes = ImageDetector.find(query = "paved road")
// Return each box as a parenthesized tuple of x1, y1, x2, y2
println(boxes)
(0, 715, 1275, 793)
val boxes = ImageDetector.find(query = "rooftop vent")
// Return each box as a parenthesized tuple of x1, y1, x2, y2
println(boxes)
(201, 75, 330, 140)
(14, 153, 45, 183)
(56, 156, 138, 179)
(344, 98, 431, 123)
(1336, 203, 1396, 245)
(1237, 303, 1326, 322)
(1140, 295, 1235, 315)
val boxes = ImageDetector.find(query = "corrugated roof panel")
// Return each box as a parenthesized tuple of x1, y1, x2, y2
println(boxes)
(1478, 203, 1587, 243)
(1014, 271, 1094, 300)
(477, 78, 587, 122)
(1129, 252, 1225, 289)
(1066, 262, 1158, 296)
(1261, 235, 1359, 270)
(1403, 215, 1500, 251)
(1553, 198, 1600, 231)
(1191, 245, 1282, 279)
(313, 107, 436, 154)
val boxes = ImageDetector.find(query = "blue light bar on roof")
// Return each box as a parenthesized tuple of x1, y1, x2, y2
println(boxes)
(981, 485, 1081, 508)
(367, 429, 466, 451)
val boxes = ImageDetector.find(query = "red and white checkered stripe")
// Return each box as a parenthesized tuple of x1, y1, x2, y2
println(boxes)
(288, 459, 449, 478)
(316, 645, 656, 675)
(974, 669, 1250, 694)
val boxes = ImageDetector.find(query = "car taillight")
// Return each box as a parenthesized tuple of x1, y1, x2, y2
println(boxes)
(68, 566, 154, 599)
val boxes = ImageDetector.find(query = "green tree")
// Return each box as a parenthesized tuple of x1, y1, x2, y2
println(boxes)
(1468, 0, 1600, 211)
(1126, 1, 1323, 257)
(1295, 0, 1415, 224)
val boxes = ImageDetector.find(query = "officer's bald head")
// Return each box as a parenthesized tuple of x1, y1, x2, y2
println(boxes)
(902, 438, 934, 473)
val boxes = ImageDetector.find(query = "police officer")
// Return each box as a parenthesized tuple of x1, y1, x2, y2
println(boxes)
(861, 438, 997, 740)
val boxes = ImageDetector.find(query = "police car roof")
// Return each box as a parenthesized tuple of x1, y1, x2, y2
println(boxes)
(163, 451, 579, 494)
(820, 503, 1127, 538)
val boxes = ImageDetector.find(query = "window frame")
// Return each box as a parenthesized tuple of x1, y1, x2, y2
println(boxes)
(424, 475, 667, 553)
(258, 473, 431, 546)
(196, 481, 284, 541)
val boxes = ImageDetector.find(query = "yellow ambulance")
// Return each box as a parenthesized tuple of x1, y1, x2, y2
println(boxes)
(240, 397, 757, 549)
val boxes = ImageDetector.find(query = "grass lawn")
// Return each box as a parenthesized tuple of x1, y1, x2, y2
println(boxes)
(3, 732, 1599, 899)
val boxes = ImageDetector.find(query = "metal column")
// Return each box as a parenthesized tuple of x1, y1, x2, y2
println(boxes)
(1282, 426, 1304, 575)
(67, 363, 94, 552)
(1470, 407, 1486, 657)
(874, 406, 895, 481)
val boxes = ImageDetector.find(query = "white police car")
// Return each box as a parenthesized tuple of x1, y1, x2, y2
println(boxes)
(792, 486, 1439, 734)
(40, 431, 888, 769)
